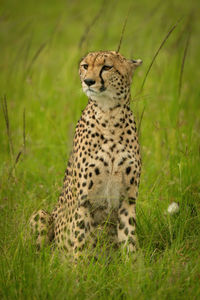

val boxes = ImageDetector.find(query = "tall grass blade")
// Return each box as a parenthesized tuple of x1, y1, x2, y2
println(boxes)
(116, 9, 130, 53)
(1, 95, 14, 160)
(140, 18, 182, 93)
(178, 30, 190, 98)
(23, 108, 26, 152)
(78, 0, 106, 49)
(137, 105, 145, 136)
(25, 41, 47, 78)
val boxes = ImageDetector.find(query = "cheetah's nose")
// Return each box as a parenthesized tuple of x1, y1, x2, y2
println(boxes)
(84, 79, 96, 86)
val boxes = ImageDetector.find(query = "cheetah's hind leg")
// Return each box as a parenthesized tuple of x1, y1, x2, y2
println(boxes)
(30, 209, 54, 250)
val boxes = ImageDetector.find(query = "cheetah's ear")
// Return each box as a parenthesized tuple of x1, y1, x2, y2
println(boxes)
(130, 59, 143, 69)
(127, 59, 142, 82)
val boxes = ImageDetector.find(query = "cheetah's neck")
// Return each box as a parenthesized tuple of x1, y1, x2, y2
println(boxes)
(88, 89, 131, 112)
(89, 94, 132, 126)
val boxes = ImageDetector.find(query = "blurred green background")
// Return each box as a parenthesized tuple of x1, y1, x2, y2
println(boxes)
(0, 0, 200, 299)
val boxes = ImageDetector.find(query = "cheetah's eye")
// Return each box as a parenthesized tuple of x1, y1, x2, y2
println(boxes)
(102, 65, 113, 71)
(82, 64, 88, 70)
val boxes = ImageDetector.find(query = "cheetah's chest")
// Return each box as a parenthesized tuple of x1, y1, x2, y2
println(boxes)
(85, 143, 137, 210)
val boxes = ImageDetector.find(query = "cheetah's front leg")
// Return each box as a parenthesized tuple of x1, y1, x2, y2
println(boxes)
(71, 205, 94, 259)
(30, 209, 54, 249)
(117, 199, 137, 253)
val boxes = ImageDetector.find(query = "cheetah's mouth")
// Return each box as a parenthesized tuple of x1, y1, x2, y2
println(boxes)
(86, 86, 106, 94)
(83, 86, 108, 100)
(84, 88, 98, 98)
(88, 88, 98, 93)
(85, 88, 97, 96)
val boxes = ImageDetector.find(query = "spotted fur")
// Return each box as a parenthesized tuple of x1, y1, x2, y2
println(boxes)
(30, 51, 142, 258)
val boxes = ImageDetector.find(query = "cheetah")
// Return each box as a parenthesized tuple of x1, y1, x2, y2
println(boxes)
(30, 51, 142, 258)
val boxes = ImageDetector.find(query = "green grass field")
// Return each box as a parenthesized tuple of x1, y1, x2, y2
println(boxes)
(1, 0, 200, 299)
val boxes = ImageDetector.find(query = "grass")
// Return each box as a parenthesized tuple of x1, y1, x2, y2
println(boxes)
(0, 0, 200, 299)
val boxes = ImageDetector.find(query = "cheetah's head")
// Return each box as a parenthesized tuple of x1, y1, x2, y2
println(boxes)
(79, 51, 142, 105)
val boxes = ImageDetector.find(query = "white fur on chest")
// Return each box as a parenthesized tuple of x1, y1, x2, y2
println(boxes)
(99, 174, 121, 209)
(88, 148, 132, 210)
(89, 173, 121, 211)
